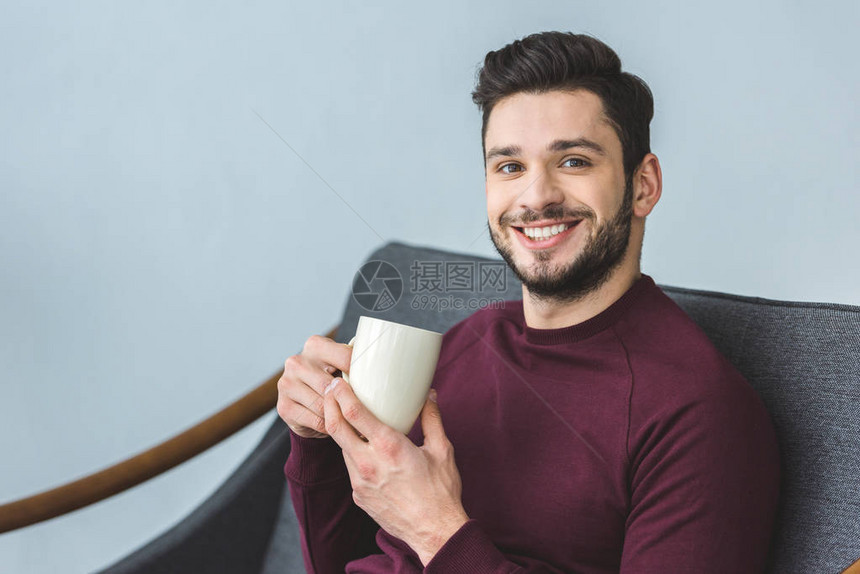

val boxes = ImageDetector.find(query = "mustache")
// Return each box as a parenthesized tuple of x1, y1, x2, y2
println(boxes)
(499, 205, 594, 227)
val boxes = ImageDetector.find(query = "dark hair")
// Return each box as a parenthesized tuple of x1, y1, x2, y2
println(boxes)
(472, 31, 654, 181)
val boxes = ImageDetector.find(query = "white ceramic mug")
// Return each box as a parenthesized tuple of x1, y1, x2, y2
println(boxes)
(343, 316, 443, 434)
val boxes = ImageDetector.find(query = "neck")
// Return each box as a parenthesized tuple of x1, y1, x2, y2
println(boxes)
(522, 256, 642, 330)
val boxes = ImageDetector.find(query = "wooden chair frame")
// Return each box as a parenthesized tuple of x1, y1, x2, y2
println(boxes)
(0, 326, 337, 535)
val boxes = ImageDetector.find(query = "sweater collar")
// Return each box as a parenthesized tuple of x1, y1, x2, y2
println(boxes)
(520, 274, 655, 345)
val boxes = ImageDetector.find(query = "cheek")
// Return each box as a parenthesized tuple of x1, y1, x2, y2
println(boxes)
(584, 175, 626, 219)
(485, 188, 506, 223)
(485, 180, 526, 223)
(486, 193, 505, 222)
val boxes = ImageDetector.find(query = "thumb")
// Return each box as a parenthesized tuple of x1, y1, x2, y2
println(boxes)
(420, 389, 446, 444)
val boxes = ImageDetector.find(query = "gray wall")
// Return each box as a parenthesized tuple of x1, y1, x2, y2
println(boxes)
(0, 1, 856, 572)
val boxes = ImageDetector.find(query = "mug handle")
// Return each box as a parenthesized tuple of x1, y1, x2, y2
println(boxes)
(342, 336, 356, 383)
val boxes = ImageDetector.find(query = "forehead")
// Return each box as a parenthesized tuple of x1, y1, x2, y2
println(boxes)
(484, 89, 621, 157)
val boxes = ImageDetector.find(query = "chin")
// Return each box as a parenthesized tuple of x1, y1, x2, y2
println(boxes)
(488, 215, 633, 303)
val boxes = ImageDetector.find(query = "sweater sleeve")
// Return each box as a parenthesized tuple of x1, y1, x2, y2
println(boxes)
(423, 520, 570, 573)
(619, 378, 781, 573)
(284, 430, 381, 573)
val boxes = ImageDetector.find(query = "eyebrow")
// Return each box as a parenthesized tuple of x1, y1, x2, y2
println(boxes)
(485, 138, 607, 162)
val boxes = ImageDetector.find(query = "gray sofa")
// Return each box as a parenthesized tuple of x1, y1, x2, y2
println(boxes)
(99, 241, 860, 574)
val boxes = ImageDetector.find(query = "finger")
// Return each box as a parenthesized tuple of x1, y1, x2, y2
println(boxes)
(328, 377, 387, 441)
(340, 449, 363, 491)
(277, 375, 327, 434)
(283, 354, 334, 396)
(339, 450, 377, 507)
(420, 389, 447, 446)
(286, 403, 327, 436)
(303, 335, 354, 377)
(286, 379, 326, 418)
(324, 379, 367, 452)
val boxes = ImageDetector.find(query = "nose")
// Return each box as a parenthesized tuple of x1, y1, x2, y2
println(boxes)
(517, 169, 565, 213)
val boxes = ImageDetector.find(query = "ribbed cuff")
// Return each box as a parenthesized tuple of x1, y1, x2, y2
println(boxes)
(424, 520, 510, 573)
(284, 429, 349, 485)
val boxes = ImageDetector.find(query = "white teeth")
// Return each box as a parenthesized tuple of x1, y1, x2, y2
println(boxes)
(522, 223, 569, 240)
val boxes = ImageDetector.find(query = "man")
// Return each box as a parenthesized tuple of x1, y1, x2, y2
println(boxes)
(277, 31, 780, 573)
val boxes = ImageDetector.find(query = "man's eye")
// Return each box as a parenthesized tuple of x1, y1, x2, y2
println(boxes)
(562, 158, 588, 168)
(499, 163, 523, 174)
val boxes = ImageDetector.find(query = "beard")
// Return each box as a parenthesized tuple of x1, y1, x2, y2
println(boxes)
(488, 179, 634, 304)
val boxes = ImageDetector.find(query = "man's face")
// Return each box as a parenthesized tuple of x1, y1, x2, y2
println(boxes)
(484, 89, 633, 302)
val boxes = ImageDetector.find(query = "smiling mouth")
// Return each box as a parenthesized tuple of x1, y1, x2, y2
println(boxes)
(512, 220, 581, 242)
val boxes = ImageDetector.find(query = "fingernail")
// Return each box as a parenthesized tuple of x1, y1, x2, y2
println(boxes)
(324, 366, 336, 375)
(429, 389, 438, 402)
(324, 378, 340, 395)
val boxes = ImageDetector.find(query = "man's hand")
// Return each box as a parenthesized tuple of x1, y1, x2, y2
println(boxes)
(277, 335, 352, 439)
(324, 378, 469, 566)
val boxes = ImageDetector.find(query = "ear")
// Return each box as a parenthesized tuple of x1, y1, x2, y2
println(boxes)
(632, 153, 662, 218)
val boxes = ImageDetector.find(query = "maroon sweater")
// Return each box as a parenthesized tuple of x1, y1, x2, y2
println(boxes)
(285, 275, 780, 573)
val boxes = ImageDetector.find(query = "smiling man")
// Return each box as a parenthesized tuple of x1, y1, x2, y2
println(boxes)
(278, 32, 780, 573)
